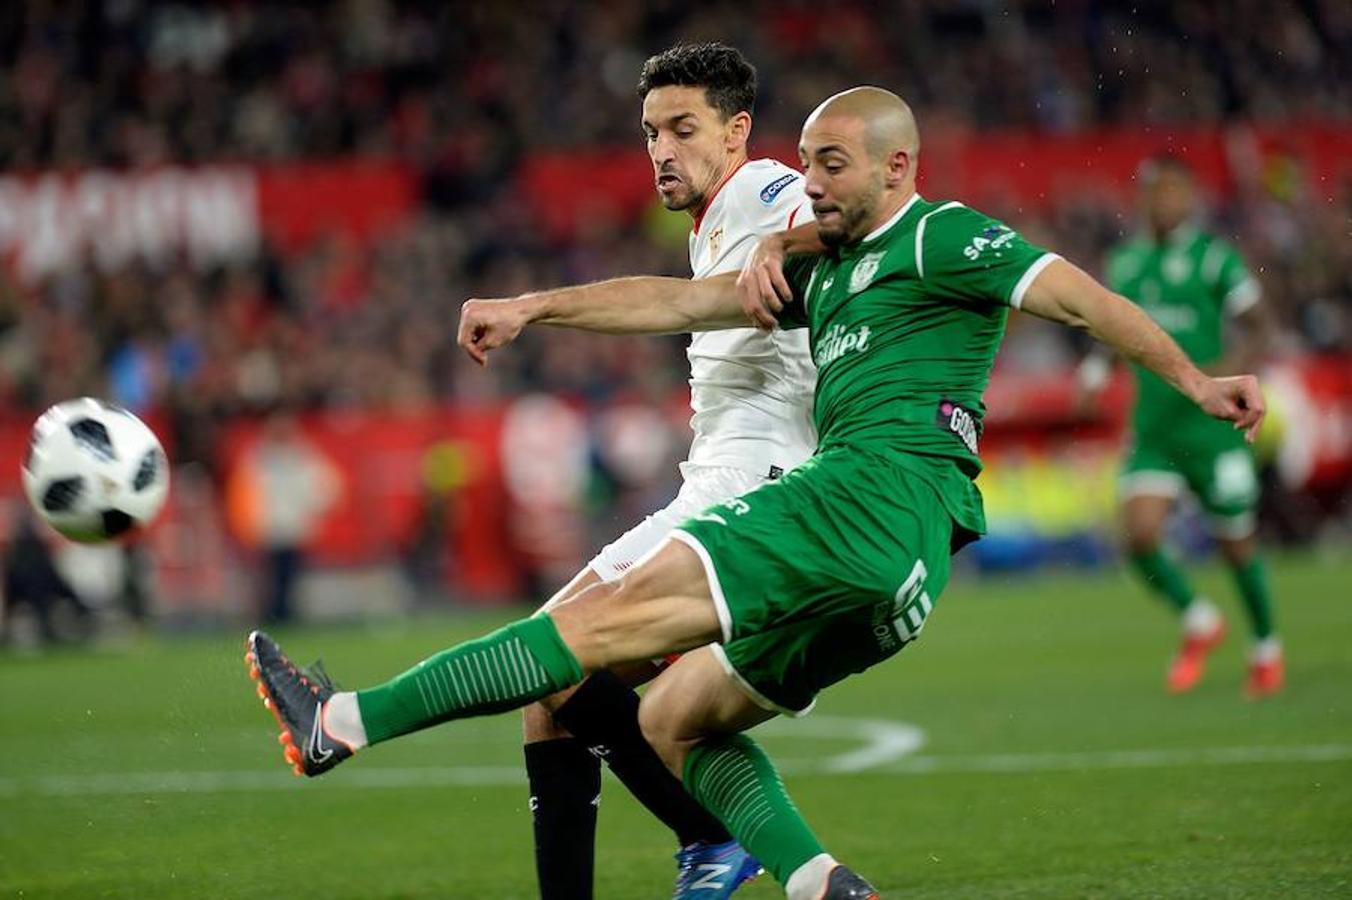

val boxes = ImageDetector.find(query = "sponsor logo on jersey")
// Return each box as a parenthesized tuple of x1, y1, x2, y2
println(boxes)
(937, 400, 980, 455)
(962, 224, 1017, 260)
(1163, 251, 1192, 284)
(759, 173, 799, 204)
(814, 322, 873, 369)
(848, 250, 886, 293)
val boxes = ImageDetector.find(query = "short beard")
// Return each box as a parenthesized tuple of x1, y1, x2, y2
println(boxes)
(662, 188, 705, 212)
(820, 179, 882, 248)
(819, 223, 848, 248)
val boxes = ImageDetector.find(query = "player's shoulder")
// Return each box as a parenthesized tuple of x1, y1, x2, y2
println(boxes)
(913, 198, 1015, 250)
(915, 198, 1002, 233)
(1194, 229, 1241, 259)
(1106, 233, 1151, 263)
(726, 158, 805, 208)
(1105, 237, 1147, 285)
(1195, 230, 1248, 286)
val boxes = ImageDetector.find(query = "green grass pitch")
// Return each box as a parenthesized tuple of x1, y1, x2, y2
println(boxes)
(2, 552, 1350, 898)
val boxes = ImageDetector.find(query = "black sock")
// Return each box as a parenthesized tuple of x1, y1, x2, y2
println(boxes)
(524, 738, 602, 900)
(553, 669, 733, 848)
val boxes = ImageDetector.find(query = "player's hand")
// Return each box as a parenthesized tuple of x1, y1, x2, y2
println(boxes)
(457, 297, 532, 366)
(736, 233, 792, 331)
(1196, 374, 1266, 442)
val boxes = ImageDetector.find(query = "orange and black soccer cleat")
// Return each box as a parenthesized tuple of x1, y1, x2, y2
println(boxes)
(1166, 620, 1227, 694)
(1245, 653, 1285, 700)
(245, 630, 354, 777)
(821, 865, 881, 899)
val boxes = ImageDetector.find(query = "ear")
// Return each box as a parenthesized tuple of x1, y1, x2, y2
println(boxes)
(725, 111, 752, 152)
(883, 147, 913, 188)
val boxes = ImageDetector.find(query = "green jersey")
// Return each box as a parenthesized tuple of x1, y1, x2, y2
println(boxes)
(779, 194, 1057, 536)
(1106, 227, 1260, 441)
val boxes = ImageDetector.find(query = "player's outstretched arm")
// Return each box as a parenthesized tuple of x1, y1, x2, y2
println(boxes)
(1020, 258, 1265, 441)
(457, 273, 746, 365)
(737, 223, 825, 329)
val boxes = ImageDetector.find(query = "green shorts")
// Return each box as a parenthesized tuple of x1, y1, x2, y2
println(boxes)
(672, 448, 955, 716)
(1120, 429, 1259, 537)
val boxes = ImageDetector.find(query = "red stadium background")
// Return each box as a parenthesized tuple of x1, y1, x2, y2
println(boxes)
(2, 125, 1349, 612)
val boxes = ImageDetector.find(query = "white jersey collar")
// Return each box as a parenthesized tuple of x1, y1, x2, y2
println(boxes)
(862, 192, 922, 243)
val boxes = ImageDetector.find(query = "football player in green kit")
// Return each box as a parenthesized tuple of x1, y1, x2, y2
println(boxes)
(1081, 154, 1282, 698)
(246, 89, 1264, 898)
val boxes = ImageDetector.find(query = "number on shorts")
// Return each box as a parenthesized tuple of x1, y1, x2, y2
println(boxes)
(892, 559, 933, 639)
(721, 497, 751, 516)
(1212, 450, 1258, 505)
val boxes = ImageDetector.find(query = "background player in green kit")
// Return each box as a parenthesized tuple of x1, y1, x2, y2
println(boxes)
(1080, 154, 1283, 698)
(246, 88, 1265, 899)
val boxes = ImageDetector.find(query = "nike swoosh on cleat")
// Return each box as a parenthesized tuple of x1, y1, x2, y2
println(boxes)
(308, 701, 333, 765)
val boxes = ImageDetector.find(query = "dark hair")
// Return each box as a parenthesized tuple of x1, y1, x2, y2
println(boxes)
(637, 43, 757, 120)
(1138, 152, 1193, 182)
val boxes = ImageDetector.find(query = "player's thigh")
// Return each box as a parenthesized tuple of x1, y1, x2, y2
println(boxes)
(717, 546, 952, 718)
(548, 539, 724, 671)
(675, 450, 951, 641)
(638, 647, 776, 774)
(681, 454, 955, 715)
(1119, 443, 1182, 549)
(535, 566, 604, 615)
(1121, 494, 1173, 550)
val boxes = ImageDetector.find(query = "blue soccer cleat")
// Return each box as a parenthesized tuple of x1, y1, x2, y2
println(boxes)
(672, 840, 763, 898)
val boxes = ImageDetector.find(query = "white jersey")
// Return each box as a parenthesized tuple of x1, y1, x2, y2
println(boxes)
(685, 158, 817, 476)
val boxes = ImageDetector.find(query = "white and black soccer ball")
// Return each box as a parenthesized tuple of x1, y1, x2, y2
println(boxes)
(21, 398, 170, 542)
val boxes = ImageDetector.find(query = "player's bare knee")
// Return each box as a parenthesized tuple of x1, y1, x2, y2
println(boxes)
(1125, 529, 1159, 555)
(538, 681, 580, 715)
(1122, 514, 1162, 555)
(522, 700, 571, 744)
(1217, 535, 1255, 566)
(548, 579, 648, 670)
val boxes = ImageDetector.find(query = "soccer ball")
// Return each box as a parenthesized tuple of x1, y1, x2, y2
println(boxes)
(21, 398, 170, 542)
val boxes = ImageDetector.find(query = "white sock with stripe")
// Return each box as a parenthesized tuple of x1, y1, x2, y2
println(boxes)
(323, 692, 368, 750)
(786, 853, 838, 900)
(1182, 597, 1221, 637)
(1250, 636, 1282, 664)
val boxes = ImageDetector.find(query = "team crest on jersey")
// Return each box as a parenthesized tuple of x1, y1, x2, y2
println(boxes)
(849, 251, 886, 294)
(707, 226, 724, 261)
(759, 173, 798, 204)
(1164, 252, 1192, 284)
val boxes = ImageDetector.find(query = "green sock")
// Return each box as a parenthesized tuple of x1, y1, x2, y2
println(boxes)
(1128, 549, 1195, 613)
(684, 734, 824, 885)
(356, 615, 583, 745)
(1230, 556, 1276, 639)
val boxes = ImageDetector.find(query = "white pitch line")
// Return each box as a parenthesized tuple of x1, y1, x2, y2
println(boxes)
(0, 716, 925, 798)
(2, 733, 1349, 798)
(874, 743, 1352, 775)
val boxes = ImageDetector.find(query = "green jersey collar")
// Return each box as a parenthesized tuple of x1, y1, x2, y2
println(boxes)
(1146, 222, 1201, 248)
(861, 192, 922, 244)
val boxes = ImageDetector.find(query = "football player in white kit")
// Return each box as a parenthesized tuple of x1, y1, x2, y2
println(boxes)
(515, 44, 814, 899)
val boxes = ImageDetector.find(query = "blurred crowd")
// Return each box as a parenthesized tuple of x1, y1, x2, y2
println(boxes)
(1, 0, 1349, 479)
(4, 1, 1348, 165)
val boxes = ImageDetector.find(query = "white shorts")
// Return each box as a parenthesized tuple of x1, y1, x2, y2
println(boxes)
(589, 463, 772, 582)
